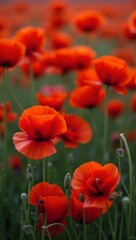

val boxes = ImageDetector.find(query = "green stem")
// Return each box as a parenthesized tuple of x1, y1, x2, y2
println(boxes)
(7, 70, 24, 111)
(66, 188, 76, 239)
(46, 223, 72, 240)
(107, 205, 114, 240)
(119, 205, 124, 240)
(43, 158, 46, 182)
(103, 86, 109, 163)
(83, 208, 88, 240)
(98, 212, 102, 240)
(113, 206, 118, 240)
(27, 182, 31, 224)
(120, 133, 133, 239)
(29, 65, 36, 106)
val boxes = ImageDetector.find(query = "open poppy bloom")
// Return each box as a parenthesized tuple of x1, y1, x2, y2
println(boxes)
(29, 182, 68, 238)
(76, 67, 100, 87)
(124, 11, 136, 40)
(13, 105, 67, 160)
(61, 113, 92, 148)
(20, 57, 45, 78)
(49, 31, 72, 49)
(70, 189, 101, 224)
(36, 92, 67, 112)
(0, 101, 17, 122)
(94, 56, 129, 95)
(15, 26, 45, 58)
(71, 161, 120, 211)
(126, 67, 136, 90)
(69, 85, 105, 109)
(0, 39, 25, 68)
(107, 99, 125, 119)
(74, 10, 105, 34)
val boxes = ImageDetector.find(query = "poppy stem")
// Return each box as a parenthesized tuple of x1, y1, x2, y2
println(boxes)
(66, 188, 76, 239)
(119, 205, 124, 240)
(83, 208, 88, 240)
(45, 223, 72, 240)
(7, 69, 24, 111)
(98, 212, 102, 240)
(120, 133, 133, 239)
(29, 65, 37, 106)
(103, 86, 109, 163)
(113, 205, 118, 240)
(43, 158, 46, 182)
(106, 204, 115, 239)
(0, 68, 8, 221)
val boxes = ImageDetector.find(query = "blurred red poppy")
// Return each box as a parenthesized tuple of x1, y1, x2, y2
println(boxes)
(113, 47, 135, 66)
(71, 161, 120, 211)
(49, 31, 72, 49)
(36, 92, 67, 112)
(29, 182, 68, 238)
(15, 26, 45, 57)
(107, 99, 125, 119)
(94, 56, 129, 95)
(0, 101, 17, 122)
(74, 10, 105, 34)
(131, 93, 136, 112)
(13, 105, 67, 160)
(69, 85, 105, 109)
(126, 67, 136, 90)
(61, 113, 92, 148)
(124, 11, 136, 40)
(7, 154, 22, 171)
(70, 189, 100, 224)
(0, 39, 25, 68)
(76, 67, 100, 86)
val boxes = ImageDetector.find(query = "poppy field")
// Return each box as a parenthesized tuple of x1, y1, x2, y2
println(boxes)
(0, 0, 136, 239)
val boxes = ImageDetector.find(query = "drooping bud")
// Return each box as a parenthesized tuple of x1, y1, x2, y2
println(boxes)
(64, 173, 71, 190)
(116, 148, 124, 157)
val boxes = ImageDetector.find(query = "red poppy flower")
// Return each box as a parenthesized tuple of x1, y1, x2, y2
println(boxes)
(107, 99, 125, 119)
(29, 182, 68, 238)
(0, 101, 17, 122)
(13, 105, 67, 160)
(131, 93, 136, 112)
(61, 113, 92, 148)
(71, 161, 120, 211)
(113, 47, 135, 66)
(49, 31, 72, 49)
(124, 11, 136, 40)
(94, 56, 129, 95)
(69, 85, 105, 109)
(76, 68, 100, 86)
(74, 10, 105, 34)
(0, 39, 25, 68)
(36, 92, 67, 112)
(15, 26, 45, 57)
(20, 57, 45, 78)
(70, 189, 100, 224)
(127, 130, 136, 142)
(126, 67, 136, 90)
(7, 154, 22, 171)
(72, 46, 96, 70)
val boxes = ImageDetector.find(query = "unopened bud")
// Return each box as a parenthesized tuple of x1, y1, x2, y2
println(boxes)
(109, 191, 122, 201)
(23, 224, 33, 235)
(79, 193, 84, 203)
(122, 196, 130, 207)
(27, 172, 33, 182)
(64, 173, 71, 189)
(21, 193, 27, 202)
(47, 161, 52, 168)
(116, 148, 124, 157)
(26, 164, 32, 174)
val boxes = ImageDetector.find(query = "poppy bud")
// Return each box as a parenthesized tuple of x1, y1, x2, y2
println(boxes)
(23, 224, 33, 235)
(21, 193, 27, 202)
(68, 153, 75, 165)
(109, 191, 122, 201)
(122, 196, 130, 207)
(116, 148, 124, 157)
(64, 172, 71, 189)
(27, 172, 33, 182)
